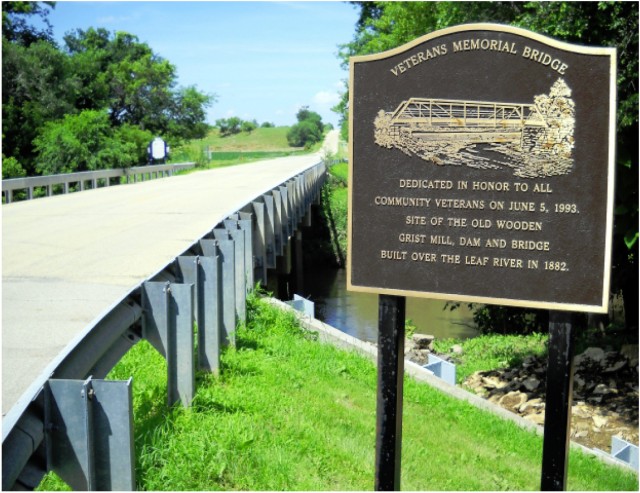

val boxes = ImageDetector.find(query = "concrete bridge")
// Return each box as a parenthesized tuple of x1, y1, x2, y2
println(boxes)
(2, 132, 336, 489)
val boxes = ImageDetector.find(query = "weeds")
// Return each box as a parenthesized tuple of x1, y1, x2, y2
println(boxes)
(433, 332, 549, 383)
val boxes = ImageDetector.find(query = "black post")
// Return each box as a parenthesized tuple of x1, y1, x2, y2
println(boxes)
(540, 310, 575, 491)
(375, 294, 406, 491)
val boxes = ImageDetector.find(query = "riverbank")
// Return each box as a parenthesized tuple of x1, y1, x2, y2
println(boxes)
(406, 333, 639, 454)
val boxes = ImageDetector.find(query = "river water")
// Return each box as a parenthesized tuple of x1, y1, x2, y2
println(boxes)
(304, 267, 477, 343)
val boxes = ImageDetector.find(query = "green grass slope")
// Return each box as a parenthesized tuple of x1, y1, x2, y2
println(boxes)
(38, 296, 639, 491)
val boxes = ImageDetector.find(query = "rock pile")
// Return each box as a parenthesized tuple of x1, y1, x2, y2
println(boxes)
(404, 333, 435, 365)
(462, 345, 639, 452)
(404, 333, 638, 452)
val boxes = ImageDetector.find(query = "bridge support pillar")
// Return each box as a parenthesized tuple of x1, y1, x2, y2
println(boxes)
(292, 229, 304, 295)
(275, 238, 293, 300)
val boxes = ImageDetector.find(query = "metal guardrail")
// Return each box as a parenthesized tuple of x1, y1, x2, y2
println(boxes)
(2, 161, 326, 490)
(2, 162, 197, 204)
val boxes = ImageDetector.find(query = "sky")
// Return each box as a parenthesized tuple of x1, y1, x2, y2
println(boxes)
(39, 1, 361, 127)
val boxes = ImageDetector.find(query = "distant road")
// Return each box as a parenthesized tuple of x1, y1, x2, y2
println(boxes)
(2, 133, 336, 416)
(322, 128, 340, 155)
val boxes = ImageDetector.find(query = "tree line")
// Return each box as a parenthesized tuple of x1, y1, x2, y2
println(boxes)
(334, 1, 638, 332)
(2, 2, 214, 177)
(214, 117, 275, 137)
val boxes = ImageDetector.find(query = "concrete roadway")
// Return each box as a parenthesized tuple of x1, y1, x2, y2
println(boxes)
(2, 132, 338, 416)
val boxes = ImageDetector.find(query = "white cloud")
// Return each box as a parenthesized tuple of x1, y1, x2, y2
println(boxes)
(312, 90, 340, 107)
(334, 80, 347, 91)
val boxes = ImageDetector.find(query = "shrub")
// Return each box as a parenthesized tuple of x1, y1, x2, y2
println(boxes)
(34, 109, 150, 174)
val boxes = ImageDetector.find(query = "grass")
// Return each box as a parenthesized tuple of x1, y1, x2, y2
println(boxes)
(38, 296, 637, 491)
(433, 332, 550, 383)
(169, 127, 316, 170)
(328, 160, 348, 184)
(318, 162, 349, 264)
(203, 127, 294, 151)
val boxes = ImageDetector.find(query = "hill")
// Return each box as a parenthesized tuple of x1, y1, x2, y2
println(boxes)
(170, 126, 309, 167)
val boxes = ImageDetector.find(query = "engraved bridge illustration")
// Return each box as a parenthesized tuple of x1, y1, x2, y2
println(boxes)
(387, 98, 546, 142)
(374, 78, 575, 178)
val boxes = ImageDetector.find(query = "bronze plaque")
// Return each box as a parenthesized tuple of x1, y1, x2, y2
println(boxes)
(347, 24, 616, 313)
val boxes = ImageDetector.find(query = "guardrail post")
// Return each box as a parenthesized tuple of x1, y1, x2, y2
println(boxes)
(295, 176, 304, 221)
(176, 254, 222, 374)
(44, 377, 135, 491)
(272, 189, 284, 256)
(278, 185, 291, 240)
(286, 181, 297, 228)
(250, 201, 268, 285)
(261, 194, 276, 269)
(212, 231, 237, 345)
(222, 220, 247, 325)
(229, 213, 254, 286)
(142, 281, 195, 407)
(235, 213, 254, 289)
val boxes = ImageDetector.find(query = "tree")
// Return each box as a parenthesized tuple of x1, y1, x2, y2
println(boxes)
(2, 1, 55, 46)
(62, 28, 214, 141)
(241, 119, 258, 133)
(2, 38, 77, 174)
(2, 156, 27, 179)
(3, 19, 214, 172)
(287, 106, 324, 148)
(168, 86, 212, 140)
(216, 117, 242, 137)
(33, 110, 152, 174)
(336, 1, 638, 331)
(287, 120, 322, 148)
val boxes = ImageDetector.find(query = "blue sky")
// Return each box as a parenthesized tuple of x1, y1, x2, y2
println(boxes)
(41, 1, 360, 127)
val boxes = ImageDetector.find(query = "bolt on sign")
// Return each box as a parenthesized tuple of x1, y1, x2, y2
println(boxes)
(347, 23, 616, 313)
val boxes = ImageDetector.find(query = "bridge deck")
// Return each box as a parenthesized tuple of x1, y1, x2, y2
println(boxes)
(2, 144, 330, 416)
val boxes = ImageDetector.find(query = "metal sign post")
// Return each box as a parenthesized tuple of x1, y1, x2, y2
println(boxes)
(541, 311, 575, 490)
(375, 295, 406, 491)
